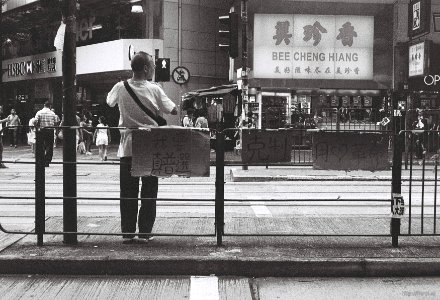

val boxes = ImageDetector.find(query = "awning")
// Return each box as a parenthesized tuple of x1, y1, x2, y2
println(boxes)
(181, 84, 238, 110)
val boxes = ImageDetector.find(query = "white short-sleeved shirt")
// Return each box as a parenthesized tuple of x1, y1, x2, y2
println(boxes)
(106, 79, 176, 157)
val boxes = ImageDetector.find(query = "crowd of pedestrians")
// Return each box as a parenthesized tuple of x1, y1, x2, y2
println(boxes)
(0, 102, 114, 168)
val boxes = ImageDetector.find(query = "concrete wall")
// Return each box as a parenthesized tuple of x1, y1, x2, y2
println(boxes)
(161, 0, 231, 124)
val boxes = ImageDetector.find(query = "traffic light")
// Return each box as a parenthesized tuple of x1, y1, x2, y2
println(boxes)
(218, 12, 239, 59)
(155, 58, 170, 82)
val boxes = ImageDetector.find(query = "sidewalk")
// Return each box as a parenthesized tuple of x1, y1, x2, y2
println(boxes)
(1, 215, 440, 276)
(2, 145, 440, 277)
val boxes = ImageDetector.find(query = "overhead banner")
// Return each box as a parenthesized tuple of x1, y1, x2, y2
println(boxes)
(241, 129, 293, 164)
(313, 132, 390, 171)
(254, 14, 374, 80)
(132, 128, 210, 177)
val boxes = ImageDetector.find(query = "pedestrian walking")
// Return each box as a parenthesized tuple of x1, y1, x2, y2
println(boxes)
(6, 108, 21, 148)
(0, 106, 8, 168)
(93, 116, 111, 161)
(81, 111, 94, 155)
(34, 101, 60, 167)
(107, 51, 177, 244)
(27, 117, 36, 156)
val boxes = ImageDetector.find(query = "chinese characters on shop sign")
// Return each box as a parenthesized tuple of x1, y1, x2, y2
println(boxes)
(254, 14, 374, 80)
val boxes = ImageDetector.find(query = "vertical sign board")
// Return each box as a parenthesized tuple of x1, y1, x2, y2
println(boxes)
(131, 128, 210, 177)
(241, 129, 293, 164)
(313, 132, 390, 171)
(408, 0, 431, 38)
(408, 41, 430, 77)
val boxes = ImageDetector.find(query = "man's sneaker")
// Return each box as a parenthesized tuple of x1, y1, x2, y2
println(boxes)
(86, 151, 92, 155)
(147, 236, 154, 241)
(122, 238, 135, 244)
(123, 237, 148, 244)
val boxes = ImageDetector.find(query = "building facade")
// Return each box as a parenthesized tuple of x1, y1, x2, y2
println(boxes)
(1, 0, 231, 129)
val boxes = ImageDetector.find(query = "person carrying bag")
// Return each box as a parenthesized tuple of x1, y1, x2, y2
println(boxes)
(107, 51, 177, 244)
(123, 80, 167, 126)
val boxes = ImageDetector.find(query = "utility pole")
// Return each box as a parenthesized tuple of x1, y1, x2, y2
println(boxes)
(62, 0, 78, 244)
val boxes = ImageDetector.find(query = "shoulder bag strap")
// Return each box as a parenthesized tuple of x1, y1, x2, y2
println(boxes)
(123, 80, 159, 123)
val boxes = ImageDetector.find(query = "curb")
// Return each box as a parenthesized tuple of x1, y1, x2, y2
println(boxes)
(230, 173, 436, 182)
(1, 257, 440, 276)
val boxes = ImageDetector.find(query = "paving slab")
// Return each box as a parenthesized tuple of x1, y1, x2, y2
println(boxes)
(1, 216, 440, 276)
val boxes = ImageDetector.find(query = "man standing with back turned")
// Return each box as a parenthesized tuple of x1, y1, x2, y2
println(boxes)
(34, 101, 60, 167)
(107, 51, 177, 244)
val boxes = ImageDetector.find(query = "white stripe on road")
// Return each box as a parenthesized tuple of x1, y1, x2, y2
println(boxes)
(190, 276, 219, 300)
(250, 201, 272, 217)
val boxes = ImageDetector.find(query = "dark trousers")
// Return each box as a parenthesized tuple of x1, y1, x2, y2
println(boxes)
(41, 129, 54, 164)
(9, 128, 18, 146)
(120, 157, 158, 239)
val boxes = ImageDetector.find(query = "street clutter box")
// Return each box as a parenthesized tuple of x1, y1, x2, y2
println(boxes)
(132, 127, 210, 177)
(241, 129, 293, 164)
(313, 132, 390, 171)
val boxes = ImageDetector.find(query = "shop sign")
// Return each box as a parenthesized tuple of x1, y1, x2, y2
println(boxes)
(408, 0, 431, 38)
(76, 39, 163, 75)
(424, 74, 440, 86)
(2, 51, 62, 83)
(364, 96, 372, 107)
(341, 96, 350, 107)
(330, 96, 339, 107)
(254, 14, 374, 80)
(409, 41, 427, 77)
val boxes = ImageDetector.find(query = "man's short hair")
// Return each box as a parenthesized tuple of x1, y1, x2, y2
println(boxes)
(131, 51, 154, 73)
(44, 101, 52, 108)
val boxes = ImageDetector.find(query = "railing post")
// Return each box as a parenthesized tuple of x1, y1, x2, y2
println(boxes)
(35, 129, 45, 246)
(215, 131, 225, 246)
(391, 99, 402, 247)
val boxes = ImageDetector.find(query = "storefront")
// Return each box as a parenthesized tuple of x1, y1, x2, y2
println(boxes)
(240, 1, 394, 129)
(1, 0, 163, 127)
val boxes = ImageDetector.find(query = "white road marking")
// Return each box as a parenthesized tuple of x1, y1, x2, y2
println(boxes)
(250, 201, 272, 217)
(190, 276, 219, 300)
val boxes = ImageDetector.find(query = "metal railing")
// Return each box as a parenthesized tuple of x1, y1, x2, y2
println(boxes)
(0, 125, 439, 247)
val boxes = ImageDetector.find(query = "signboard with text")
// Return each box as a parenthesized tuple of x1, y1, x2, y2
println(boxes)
(241, 129, 293, 164)
(313, 132, 390, 171)
(254, 14, 374, 80)
(132, 128, 210, 177)
(408, 0, 431, 38)
(2, 51, 62, 83)
(409, 41, 428, 77)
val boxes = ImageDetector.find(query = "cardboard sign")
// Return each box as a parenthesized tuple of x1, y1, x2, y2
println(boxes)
(313, 132, 390, 171)
(132, 127, 210, 177)
(391, 193, 405, 218)
(241, 129, 292, 164)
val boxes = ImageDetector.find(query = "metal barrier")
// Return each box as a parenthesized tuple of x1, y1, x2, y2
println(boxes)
(0, 125, 218, 245)
(1, 125, 439, 247)
(400, 130, 440, 238)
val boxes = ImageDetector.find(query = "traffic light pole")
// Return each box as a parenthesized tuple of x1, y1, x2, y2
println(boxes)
(241, 0, 248, 170)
